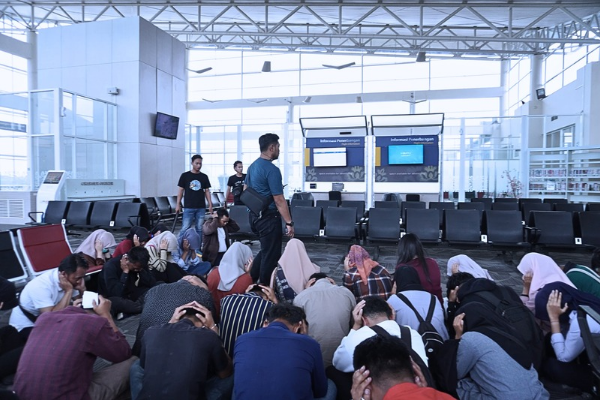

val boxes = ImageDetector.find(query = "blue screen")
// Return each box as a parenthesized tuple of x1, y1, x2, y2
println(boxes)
(388, 144, 424, 165)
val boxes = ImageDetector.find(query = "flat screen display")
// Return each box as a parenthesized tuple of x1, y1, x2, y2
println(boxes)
(154, 112, 180, 140)
(43, 171, 63, 184)
(313, 147, 347, 167)
(388, 144, 424, 165)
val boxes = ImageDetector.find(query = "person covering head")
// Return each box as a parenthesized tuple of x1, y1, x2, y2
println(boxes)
(218, 242, 253, 291)
(534, 281, 600, 323)
(517, 253, 575, 306)
(458, 302, 532, 369)
(178, 228, 201, 252)
(394, 266, 424, 292)
(447, 255, 493, 280)
(150, 223, 169, 237)
(348, 245, 379, 284)
(271, 239, 319, 296)
(146, 231, 178, 254)
(75, 229, 116, 258)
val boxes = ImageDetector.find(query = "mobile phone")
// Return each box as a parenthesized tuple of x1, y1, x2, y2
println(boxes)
(82, 291, 99, 309)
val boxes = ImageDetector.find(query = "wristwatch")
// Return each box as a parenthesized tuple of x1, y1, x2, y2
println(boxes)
(286, 221, 294, 227)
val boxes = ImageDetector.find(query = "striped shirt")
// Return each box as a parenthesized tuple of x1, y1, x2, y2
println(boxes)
(566, 264, 600, 298)
(219, 292, 273, 356)
(342, 265, 393, 301)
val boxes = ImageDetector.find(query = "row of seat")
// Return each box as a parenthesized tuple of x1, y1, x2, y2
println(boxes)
(0, 224, 83, 288)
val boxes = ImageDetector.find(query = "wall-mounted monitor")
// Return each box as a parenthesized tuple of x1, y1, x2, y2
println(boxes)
(313, 147, 347, 167)
(154, 112, 180, 140)
(388, 144, 424, 165)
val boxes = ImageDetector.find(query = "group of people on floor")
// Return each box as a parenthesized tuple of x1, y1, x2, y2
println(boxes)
(1, 225, 600, 400)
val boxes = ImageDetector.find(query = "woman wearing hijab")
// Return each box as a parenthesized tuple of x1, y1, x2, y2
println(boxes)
(517, 252, 575, 311)
(113, 226, 150, 259)
(270, 239, 320, 303)
(75, 229, 116, 271)
(145, 230, 186, 282)
(342, 244, 392, 302)
(535, 282, 600, 393)
(450, 302, 549, 399)
(447, 254, 493, 280)
(207, 242, 254, 315)
(396, 233, 442, 304)
(388, 266, 449, 340)
(172, 228, 212, 276)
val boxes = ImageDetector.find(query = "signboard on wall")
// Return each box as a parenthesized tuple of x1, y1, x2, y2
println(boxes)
(305, 137, 365, 182)
(375, 135, 439, 182)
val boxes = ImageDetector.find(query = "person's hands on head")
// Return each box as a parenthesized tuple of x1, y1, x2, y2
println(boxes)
(448, 286, 460, 303)
(351, 366, 372, 400)
(451, 262, 460, 275)
(212, 211, 218, 218)
(411, 357, 427, 388)
(92, 295, 112, 317)
(522, 271, 533, 292)
(244, 257, 253, 273)
(344, 256, 351, 271)
(74, 278, 86, 293)
(133, 234, 141, 247)
(159, 238, 169, 251)
(120, 254, 130, 273)
(453, 313, 465, 339)
(169, 301, 199, 324)
(352, 300, 366, 330)
(182, 239, 190, 251)
(305, 278, 316, 289)
(259, 285, 278, 304)
(194, 303, 215, 329)
(546, 290, 569, 322)
(94, 239, 103, 253)
(58, 271, 74, 292)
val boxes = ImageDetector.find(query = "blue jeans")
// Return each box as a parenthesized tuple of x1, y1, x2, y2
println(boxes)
(129, 359, 233, 400)
(180, 208, 205, 245)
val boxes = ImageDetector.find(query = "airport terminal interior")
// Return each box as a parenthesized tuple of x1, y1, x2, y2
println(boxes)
(1, 1, 600, 399)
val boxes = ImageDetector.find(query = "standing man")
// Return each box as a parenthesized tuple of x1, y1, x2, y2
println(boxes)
(176, 154, 213, 243)
(245, 133, 294, 284)
(226, 160, 246, 206)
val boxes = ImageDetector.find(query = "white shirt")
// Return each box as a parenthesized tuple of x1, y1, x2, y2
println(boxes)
(9, 269, 79, 332)
(551, 310, 600, 362)
(388, 291, 450, 341)
(217, 227, 227, 252)
(332, 320, 427, 373)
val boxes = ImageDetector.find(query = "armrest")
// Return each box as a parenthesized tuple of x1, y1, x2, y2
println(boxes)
(524, 226, 540, 244)
(28, 211, 43, 223)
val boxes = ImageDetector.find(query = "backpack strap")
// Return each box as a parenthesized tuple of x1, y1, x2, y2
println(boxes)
(472, 290, 502, 308)
(371, 324, 412, 349)
(397, 293, 426, 324)
(425, 295, 436, 324)
(370, 324, 391, 338)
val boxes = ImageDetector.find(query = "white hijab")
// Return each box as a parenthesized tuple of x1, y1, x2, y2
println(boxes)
(447, 254, 494, 280)
(217, 242, 253, 292)
(75, 229, 116, 258)
(146, 231, 178, 253)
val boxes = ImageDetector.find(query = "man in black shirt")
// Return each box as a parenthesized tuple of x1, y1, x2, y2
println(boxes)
(226, 160, 246, 206)
(137, 301, 233, 400)
(176, 154, 213, 244)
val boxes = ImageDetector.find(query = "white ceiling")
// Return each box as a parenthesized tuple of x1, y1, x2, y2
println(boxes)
(1, 1, 599, 58)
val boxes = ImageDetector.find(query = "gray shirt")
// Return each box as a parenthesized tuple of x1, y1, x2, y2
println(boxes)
(457, 331, 549, 400)
(388, 290, 449, 341)
(293, 279, 356, 367)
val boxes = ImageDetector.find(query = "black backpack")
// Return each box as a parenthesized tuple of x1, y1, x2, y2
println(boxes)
(396, 293, 444, 357)
(470, 287, 545, 370)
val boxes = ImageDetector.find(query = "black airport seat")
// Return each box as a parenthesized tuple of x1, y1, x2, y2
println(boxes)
(400, 201, 426, 225)
(405, 194, 421, 202)
(491, 202, 519, 211)
(576, 212, 600, 248)
(65, 201, 93, 229)
(544, 198, 568, 204)
(494, 198, 518, 203)
(328, 191, 342, 201)
(374, 201, 399, 209)
(483, 210, 530, 252)
(554, 203, 584, 212)
(428, 202, 455, 227)
(529, 211, 582, 250)
(340, 201, 366, 222)
(228, 205, 258, 242)
(522, 203, 552, 223)
(27, 200, 70, 225)
(443, 209, 482, 246)
(87, 201, 118, 230)
(322, 207, 359, 243)
(0, 231, 29, 288)
(518, 198, 542, 210)
(113, 202, 151, 230)
(587, 203, 600, 212)
(316, 200, 339, 224)
(365, 208, 401, 259)
(155, 196, 176, 220)
(292, 206, 322, 241)
(405, 208, 441, 244)
(457, 202, 484, 224)
(470, 197, 493, 210)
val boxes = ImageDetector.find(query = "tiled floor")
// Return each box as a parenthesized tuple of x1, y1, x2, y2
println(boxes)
(1, 224, 594, 399)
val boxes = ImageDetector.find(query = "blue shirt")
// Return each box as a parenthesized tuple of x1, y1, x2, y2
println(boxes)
(245, 157, 283, 210)
(233, 322, 327, 400)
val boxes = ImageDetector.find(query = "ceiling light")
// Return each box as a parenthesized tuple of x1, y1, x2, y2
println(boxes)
(416, 52, 426, 62)
(303, 96, 312, 103)
(193, 67, 213, 74)
(262, 61, 271, 72)
(356, 96, 363, 104)
(322, 62, 356, 70)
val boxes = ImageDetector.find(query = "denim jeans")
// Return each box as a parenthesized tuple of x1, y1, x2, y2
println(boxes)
(180, 208, 206, 245)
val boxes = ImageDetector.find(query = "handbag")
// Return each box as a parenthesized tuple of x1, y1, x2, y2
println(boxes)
(240, 186, 273, 217)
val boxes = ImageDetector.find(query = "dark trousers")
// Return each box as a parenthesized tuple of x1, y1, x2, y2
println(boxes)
(249, 210, 283, 284)
(325, 366, 352, 400)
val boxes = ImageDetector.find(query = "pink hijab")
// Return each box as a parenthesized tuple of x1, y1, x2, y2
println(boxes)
(348, 245, 379, 283)
(271, 239, 319, 296)
(75, 229, 116, 258)
(517, 252, 575, 309)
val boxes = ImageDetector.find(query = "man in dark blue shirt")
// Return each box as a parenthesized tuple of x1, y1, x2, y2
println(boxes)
(245, 133, 294, 284)
(233, 303, 333, 400)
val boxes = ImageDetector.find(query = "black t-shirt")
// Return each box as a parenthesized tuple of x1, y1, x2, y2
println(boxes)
(178, 171, 211, 209)
(227, 174, 246, 205)
(139, 319, 230, 400)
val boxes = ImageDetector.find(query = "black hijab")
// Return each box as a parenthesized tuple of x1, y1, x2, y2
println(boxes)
(458, 302, 532, 369)
(394, 266, 424, 292)
(534, 281, 600, 323)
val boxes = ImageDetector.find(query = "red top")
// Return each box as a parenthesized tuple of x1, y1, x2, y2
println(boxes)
(384, 383, 455, 400)
(207, 268, 254, 316)
(398, 257, 443, 304)
(113, 238, 134, 259)
(14, 306, 131, 400)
